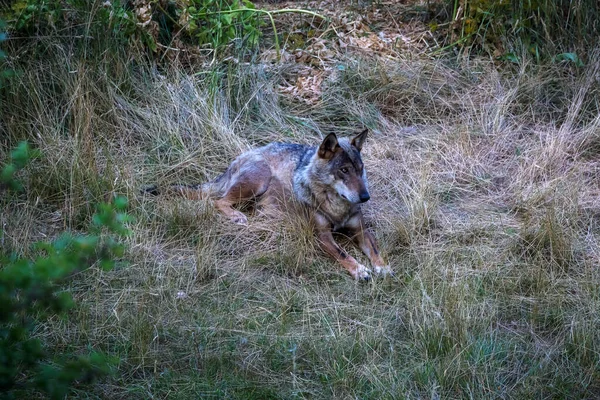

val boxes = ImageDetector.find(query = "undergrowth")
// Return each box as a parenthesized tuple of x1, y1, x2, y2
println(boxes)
(441, 0, 599, 64)
(0, 143, 130, 399)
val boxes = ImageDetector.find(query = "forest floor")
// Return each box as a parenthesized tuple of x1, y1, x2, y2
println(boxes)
(2, 0, 600, 398)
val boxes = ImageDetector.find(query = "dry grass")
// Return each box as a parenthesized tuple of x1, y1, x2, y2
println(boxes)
(2, 36, 600, 399)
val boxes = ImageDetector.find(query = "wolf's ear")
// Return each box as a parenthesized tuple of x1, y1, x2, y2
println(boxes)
(318, 133, 340, 160)
(351, 129, 368, 152)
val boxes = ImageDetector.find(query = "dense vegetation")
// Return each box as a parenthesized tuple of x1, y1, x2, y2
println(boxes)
(1, 0, 599, 398)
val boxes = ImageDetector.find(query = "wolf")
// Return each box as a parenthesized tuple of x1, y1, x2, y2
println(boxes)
(148, 129, 392, 280)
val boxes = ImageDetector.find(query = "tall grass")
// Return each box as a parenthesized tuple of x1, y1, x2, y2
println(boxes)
(2, 2, 600, 398)
(445, 0, 600, 61)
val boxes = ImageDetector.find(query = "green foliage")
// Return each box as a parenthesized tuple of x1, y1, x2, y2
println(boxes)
(4, 0, 263, 55)
(183, 0, 261, 49)
(553, 52, 585, 67)
(96, 1, 149, 50)
(0, 141, 40, 192)
(9, 0, 63, 32)
(0, 18, 14, 88)
(7, 0, 150, 49)
(0, 142, 131, 399)
(445, 0, 598, 63)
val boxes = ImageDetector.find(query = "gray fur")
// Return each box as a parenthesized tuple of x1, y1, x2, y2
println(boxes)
(198, 136, 370, 226)
(150, 130, 391, 280)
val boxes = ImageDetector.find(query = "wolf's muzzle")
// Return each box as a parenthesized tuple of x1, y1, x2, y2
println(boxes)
(359, 191, 370, 203)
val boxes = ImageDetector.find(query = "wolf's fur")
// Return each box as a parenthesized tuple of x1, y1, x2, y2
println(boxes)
(148, 130, 391, 280)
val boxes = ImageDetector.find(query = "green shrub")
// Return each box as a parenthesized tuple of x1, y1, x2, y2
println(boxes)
(183, 0, 261, 49)
(5, 0, 263, 55)
(6, 0, 151, 50)
(0, 141, 39, 192)
(0, 142, 130, 399)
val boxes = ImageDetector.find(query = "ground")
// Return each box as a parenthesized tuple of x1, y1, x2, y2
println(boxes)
(1, 0, 600, 398)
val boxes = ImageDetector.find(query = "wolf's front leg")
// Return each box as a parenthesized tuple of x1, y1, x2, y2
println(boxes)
(317, 230, 372, 280)
(314, 215, 371, 280)
(346, 213, 393, 277)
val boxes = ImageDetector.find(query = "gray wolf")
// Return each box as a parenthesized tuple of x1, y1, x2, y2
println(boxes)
(147, 129, 391, 280)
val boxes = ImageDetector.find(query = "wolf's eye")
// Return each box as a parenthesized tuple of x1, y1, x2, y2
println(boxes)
(340, 167, 349, 174)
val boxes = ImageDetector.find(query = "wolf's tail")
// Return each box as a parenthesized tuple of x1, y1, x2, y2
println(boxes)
(141, 170, 231, 200)
(140, 183, 206, 200)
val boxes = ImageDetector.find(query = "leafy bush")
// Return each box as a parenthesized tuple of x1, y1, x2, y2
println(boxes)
(444, 0, 598, 62)
(5, 0, 263, 54)
(9, 0, 64, 32)
(7, 0, 151, 50)
(0, 141, 39, 192)
(183, 0, 261, 48)
(0, 142, 130, 399)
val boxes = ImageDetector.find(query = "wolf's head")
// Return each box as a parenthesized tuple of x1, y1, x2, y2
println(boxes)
(317, 129, 370, 204)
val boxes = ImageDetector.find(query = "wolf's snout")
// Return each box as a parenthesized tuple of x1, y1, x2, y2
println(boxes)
(359, 191, 370, 203)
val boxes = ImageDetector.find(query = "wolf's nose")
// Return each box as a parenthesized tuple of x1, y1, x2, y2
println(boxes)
(359, 192, 370, 203)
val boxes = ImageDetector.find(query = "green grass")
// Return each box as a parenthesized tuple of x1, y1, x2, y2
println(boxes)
(2, 6, 600, 398)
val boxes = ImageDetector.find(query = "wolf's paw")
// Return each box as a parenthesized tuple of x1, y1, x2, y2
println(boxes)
(373, 264, 394, 277)
(230, 211, 248, 226)
(353, 264, 372, 281)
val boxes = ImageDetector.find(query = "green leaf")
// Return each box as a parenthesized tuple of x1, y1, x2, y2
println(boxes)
(99, 259, 115, 271)
(56, 291, 74, 310)
(499, 52, 520, 64)
(113, 195, 128, 210)
(53, 233, 74, 251)
(74, 236, 99, 251)
(1, 164, 16, 183)
(242, 0, 256, 9)
(222, 13, 233, 25)
(553, 52, 584, 67)
(112, 244, 125, 258)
